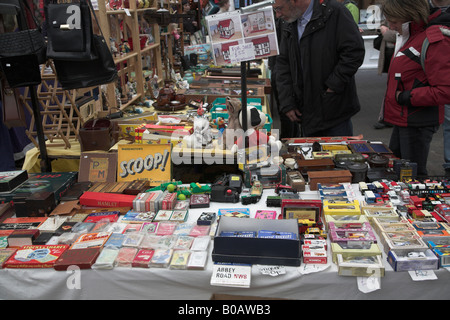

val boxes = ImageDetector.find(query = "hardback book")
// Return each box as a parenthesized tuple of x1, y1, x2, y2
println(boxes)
(0, 170, 28, 192)
(0, 248, 17, 268)
(132, 249, 155, 268)
(210, 263, 252, 288)
(78, 152, 118, 183)
(71, 232, 112, 249)
(7, 229, 40, 248)
(4, 245, 69, 268)
(53, 247, 101, 271)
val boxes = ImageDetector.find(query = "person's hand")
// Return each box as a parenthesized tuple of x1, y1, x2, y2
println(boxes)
(285, 109, 302, 122)
(380, 25, 389, 35)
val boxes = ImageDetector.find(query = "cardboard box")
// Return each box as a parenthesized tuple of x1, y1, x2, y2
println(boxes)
(331, 242, 382, 264)
(381, 231, 428, 254)
(324, 214, 369, 231)
(212, 216, 301, 266)
(308, 170, 352, 190)
(387, 249, 439, 271)
(336, 254, 385, 277)
(323, 200, 361, 216)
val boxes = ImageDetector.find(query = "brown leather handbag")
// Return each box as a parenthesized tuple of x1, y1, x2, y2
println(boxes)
(79, 118, 114, 152)
(1, 77, 26, 128)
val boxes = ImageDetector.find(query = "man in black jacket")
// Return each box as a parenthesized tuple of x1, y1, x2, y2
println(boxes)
(273, 0, 365, 137)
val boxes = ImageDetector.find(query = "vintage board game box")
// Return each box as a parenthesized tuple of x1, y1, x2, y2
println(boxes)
(54, 247, 101, 271)
(4, 245, 69, 268)
(79, 191, 136, 208)
(78, 152, 118, 183)
(117, 144, 172, 186)
(4, 172, 77, 204)
(0, 170, 28, 192)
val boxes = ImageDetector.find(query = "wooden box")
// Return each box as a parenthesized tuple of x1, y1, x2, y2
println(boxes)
(308, 170, 352, 190)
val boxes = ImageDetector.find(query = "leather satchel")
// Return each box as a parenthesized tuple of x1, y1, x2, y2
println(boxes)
(1, 77, 26, 128)
(45, 0, 96, 61)
(79, 118, 115, 152)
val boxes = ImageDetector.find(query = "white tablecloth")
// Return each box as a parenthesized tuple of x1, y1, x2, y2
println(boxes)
(1, 185, 449, 300)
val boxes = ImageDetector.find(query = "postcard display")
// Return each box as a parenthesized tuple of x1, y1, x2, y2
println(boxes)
(205, 8, 279, 66)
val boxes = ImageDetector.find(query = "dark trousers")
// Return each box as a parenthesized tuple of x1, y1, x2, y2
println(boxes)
(305, 118, 354, 137)
(389, 125, 439, 176)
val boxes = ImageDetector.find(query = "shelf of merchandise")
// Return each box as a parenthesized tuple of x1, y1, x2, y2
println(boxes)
(96, 0, 163, 110)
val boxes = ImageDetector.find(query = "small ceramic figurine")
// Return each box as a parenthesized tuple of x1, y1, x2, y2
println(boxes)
(184, 106, 213, 149)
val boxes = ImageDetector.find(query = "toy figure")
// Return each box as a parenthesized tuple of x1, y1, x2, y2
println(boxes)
(220, 96, 242, 150)
(232, 105, 282, 156)
(184, 105, 213, 149)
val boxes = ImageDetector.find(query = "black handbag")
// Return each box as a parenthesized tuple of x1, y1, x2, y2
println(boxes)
(45, 0, 96, 61)
(373, 33, 383, 51)
(52, 0, 117, 90)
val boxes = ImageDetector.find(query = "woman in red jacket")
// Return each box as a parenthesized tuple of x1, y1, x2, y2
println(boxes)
(382, 0, 450, 176)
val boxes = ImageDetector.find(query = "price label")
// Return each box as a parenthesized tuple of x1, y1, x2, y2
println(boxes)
(229, 43, 255, 64)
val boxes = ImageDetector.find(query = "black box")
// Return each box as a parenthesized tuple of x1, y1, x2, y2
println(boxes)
(212, 216, 301, 266)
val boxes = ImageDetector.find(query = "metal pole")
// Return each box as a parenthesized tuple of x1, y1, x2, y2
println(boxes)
(29, 85, 52, 172)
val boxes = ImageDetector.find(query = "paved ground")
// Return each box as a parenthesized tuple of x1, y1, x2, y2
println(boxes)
(271, 68, 446, 178)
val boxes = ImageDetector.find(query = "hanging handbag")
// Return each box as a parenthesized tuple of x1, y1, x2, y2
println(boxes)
(373, 33, 383, 51)
(52, 0, 117, 90)
(1, 77, 26, 128)
(45, 0, 96, 61)
(0, 1, 47, 65)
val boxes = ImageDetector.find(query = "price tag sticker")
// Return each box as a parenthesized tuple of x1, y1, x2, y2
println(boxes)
(229, 43, 255, 64)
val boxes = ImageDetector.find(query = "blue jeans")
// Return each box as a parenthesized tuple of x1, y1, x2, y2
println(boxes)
(444, 104, 450, 170)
